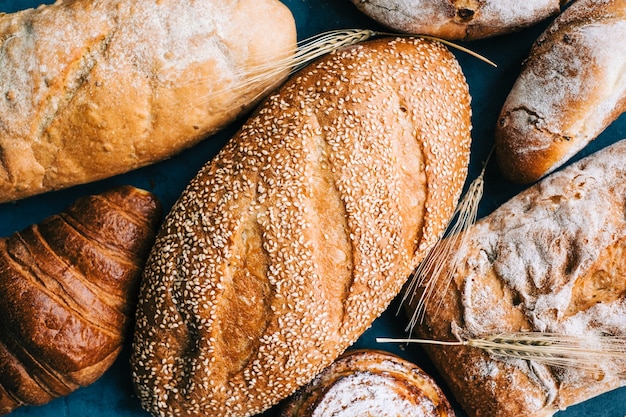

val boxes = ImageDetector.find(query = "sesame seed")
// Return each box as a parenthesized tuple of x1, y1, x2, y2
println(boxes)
(131, 36, 471, 417)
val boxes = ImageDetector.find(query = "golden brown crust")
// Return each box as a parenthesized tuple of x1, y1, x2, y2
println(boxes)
(0, 0, 296, 202)
(495, 0, 626, 183)
(410, 139, 626, 417)
(281, 349, 455, 416)
(0, 186, 161, 415)
(131, 37, 472, 417)
(349, 0, 569, 40)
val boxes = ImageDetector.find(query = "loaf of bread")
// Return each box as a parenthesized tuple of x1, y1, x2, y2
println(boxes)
(281, 349, 455, 416)
(495, 0, 626, 183)
(0, 185, 161, 415)
(131, 37, 472, 417)
(0, 0, 296, 203)
(349, 0, 570, 40)
(409, 139, 626, 417)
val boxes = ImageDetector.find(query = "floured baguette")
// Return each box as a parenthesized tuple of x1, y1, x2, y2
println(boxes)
(131, 37, 472, 417)
(495, 0, 626, 183)
(409, 139, 626, 417)
(280, 349, 455, 416)
(349, 0, 570, 40)
(0, 0, 296, 203)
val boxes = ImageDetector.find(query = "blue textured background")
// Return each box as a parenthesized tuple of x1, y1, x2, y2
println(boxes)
(1, 1, 625, 416)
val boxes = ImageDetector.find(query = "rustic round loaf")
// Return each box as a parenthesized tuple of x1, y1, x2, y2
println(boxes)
(281, 349, 455, 417)
(349, 0, 569, 40)
(131, 36, 472, 417)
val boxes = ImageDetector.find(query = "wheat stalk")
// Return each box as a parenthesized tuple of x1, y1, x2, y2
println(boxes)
(402, 148, 493, 332)
(185, 29, 377, 112)
(378, 332, 626, 376)
(186, 28, 496, 113)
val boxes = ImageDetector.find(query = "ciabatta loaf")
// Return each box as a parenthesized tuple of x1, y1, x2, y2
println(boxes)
(0, 186, 161, 415)
(495, 0, 626, 183)
(410, 139, 626, 417)
(131, 37, 472, 417)
(0, 0, 295, 202)
(281, 349, 455, 417)
(349, 0, 570, 40)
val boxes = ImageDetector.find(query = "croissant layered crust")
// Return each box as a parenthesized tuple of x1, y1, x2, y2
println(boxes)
(0, 186, 161, 415)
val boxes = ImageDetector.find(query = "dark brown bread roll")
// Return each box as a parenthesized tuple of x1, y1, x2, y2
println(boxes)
(0, 186, 161, 415)
(132, 37, 472, 417)
(495, 0, 626, 183)
(281, 349, 455, 417)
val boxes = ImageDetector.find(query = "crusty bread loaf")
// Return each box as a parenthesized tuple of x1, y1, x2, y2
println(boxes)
(349, 0, 570, 40)
(0, 185, 161, 415)
(409, 139, 626, 417)
(495, 0, 626, 183)
(0, 0, 296, 203)
(281, 349, 455, 416)
(131, 37, 472, 417)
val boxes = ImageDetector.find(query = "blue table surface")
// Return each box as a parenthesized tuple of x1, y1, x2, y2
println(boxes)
(1, 1, 625, 416)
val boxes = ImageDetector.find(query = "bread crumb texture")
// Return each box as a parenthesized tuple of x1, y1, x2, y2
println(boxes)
(131, 37, 471, 417)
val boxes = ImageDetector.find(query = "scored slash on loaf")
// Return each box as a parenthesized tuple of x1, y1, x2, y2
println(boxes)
(131, 37, 472, 417)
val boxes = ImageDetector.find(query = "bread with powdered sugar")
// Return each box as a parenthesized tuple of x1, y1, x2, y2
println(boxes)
(410, 138, 626, 417)
(131, 37, 472, 417)
(281, 350, 455, 417)
(495, 0, 626, 183)
(0, 0, 295, 202)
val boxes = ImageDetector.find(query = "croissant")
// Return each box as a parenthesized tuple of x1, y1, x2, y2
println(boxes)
(0, 185, 161, 415)
(281, 349, 455, 417)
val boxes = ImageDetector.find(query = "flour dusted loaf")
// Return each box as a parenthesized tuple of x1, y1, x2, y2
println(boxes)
(0, 0, 296, 203)
(0, 186, 161, 415)
(410, 139, 626, 417)
(131, 37, 472, 417)
(495, 0, 626, 183)
(281, 349, 455, 417)
(349, 0, 570, 40)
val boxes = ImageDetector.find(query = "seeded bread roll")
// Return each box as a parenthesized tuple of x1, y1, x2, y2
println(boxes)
(410, 139, 626, 417)
(131, 37, 472, 417)
(281, 349, 455, 417)
(0, 0, 295, 203)
(495, 0, 626, 183)
(349, 0, 570, 40)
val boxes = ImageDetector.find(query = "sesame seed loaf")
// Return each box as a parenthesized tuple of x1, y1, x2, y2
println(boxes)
(409, 138, 626, 417)
(349, 0, 570, 41)
(131, 37, 472, 417)
(280, 349, 455, 416)
(495, 0, 626, 183)
(0, 0, 295, 202)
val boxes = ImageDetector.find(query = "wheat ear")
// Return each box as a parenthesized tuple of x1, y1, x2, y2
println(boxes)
(378, 332, 626, 376)
(402, 148, 493, 332)
(187, 28, 496, 113)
